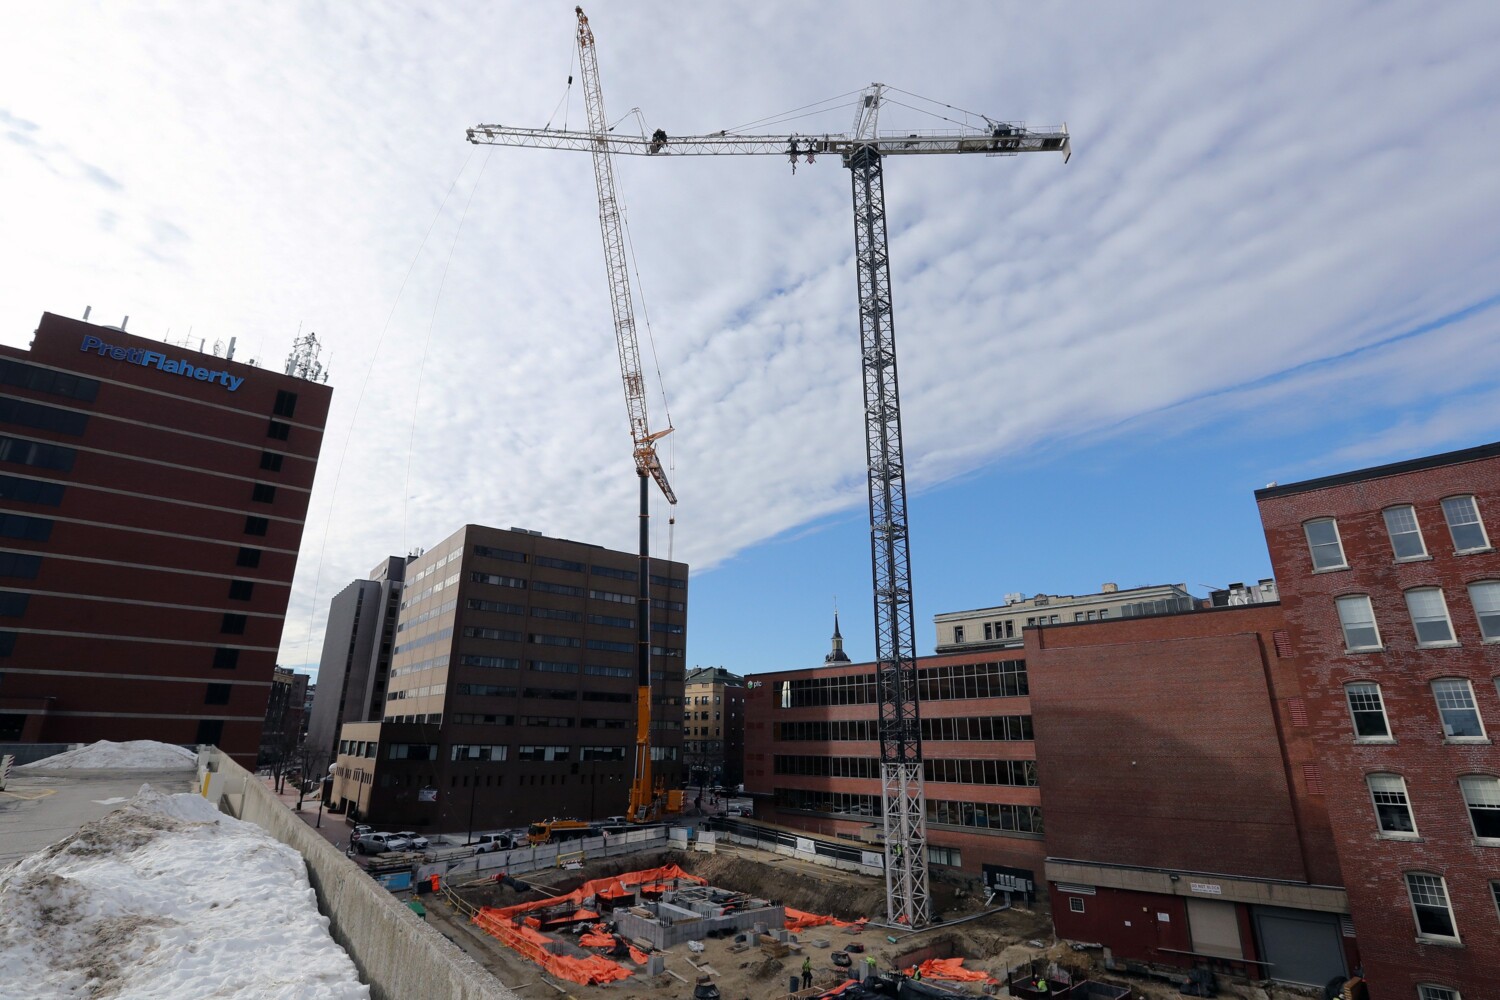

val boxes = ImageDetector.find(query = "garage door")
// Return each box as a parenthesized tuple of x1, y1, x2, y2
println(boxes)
(1252, 906, 1347, 986)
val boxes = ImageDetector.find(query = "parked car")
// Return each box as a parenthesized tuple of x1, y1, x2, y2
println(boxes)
(394, 831, 429, 850)
(726, 805, 748, 818)
(349, 824, 373, 843)
(356, 832, 412, 855)
(471, 833, 513, 853)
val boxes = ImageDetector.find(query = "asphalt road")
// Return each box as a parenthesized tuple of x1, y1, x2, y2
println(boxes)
(0, 767, 197, 867)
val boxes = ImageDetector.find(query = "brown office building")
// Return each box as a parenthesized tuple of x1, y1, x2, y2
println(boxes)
(330, 524, 688, 832)
(0, 312, 331, 764)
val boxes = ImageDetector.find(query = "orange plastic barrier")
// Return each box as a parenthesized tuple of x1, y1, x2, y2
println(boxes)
(472, 864, 706, 985)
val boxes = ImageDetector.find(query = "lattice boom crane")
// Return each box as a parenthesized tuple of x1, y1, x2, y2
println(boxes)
(469, 9, 1070, 926)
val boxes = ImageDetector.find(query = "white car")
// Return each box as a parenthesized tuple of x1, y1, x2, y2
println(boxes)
(395, 831, 429, 850)
(357, 832, 412, 855)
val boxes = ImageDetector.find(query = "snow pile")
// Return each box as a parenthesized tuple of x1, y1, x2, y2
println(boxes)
(0, 784, 368, 1000)
(19, 740, 198, 771)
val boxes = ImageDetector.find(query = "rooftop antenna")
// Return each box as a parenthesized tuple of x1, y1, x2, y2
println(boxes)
(83, 306, 92, 321)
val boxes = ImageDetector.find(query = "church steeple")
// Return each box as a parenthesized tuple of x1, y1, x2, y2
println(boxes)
(824, 609, 851, 664)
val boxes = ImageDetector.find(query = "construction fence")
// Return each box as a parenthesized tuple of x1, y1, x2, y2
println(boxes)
(414, 826, 671, 885)
(708, 818, 886, 877)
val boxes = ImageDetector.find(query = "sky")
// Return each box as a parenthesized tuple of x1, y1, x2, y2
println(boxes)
(3, 2, 1498, 680)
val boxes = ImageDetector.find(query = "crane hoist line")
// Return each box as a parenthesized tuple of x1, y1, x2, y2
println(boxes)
(468, 7, 1071, 929)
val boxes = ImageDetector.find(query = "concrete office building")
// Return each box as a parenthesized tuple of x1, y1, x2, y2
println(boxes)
(329, 524, 687, 832)
(934, 582, 1197, 653)
(305, 555, 409, 764)
(1030, 603, 1356, 986)
(1258, 442, 1500, 998)
(683, 666, 745, 788)
(0, 312, 330, 764)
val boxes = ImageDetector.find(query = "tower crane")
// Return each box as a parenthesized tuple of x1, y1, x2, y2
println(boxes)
(469, 8, 1070, 926)
(566, 6, 676, 823)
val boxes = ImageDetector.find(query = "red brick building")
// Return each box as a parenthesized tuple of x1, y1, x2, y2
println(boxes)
(744, 650, 1044, 880)
(1258, 443, 1500, 998)
(0, 312, 330, 764)
(1029, 604, 1355, 985)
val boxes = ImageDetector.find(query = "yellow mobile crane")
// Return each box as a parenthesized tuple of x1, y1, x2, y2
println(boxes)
(572, 6, 676, 824)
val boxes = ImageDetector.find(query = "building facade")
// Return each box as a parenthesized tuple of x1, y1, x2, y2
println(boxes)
(329, 524, 688, 832)
(934, 583, 1196, 653)
(1258, 442, 1500, 997)
(258, 666, 309, 767)
(1029, 603, 1355, 986)
(744, 649, 1043, 879)
(0, 312, 330, 763)
(683, 666, 745, 788)
(305, 555, 409, 764)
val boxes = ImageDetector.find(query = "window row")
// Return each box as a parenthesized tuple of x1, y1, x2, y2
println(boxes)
(1366, 771, 1500, 841)
(1346, 679, 1491, 741)
(0, 473, 65, 507)
(775, 715, 1034, 743)
(1336, 584, 1500, 651)
(774, 660, 1028, 709)
(927, 799, 1044, 835)
(1306, 496, 1490, 571)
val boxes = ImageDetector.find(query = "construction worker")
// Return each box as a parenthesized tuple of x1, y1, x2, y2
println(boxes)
(1032, 974, 1049, 994)
(801, 956, 813, 989)
(429, 873, 441, 894)
(865, 954, 878, 978)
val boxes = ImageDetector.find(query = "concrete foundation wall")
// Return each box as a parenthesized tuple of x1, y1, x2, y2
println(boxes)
(614, 903, 785, 949)
(203, 750, 518, 1000)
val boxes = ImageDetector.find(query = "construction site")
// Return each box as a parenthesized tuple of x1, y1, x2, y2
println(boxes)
(410, 838, 1140, 1000)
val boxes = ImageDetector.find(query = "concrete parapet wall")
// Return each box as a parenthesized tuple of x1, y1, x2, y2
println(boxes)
(203, 750, 518, 1000)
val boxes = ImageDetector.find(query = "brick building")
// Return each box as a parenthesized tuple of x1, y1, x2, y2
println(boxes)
(1258, 442, 1500, 998)
(329, 524, 687, 832)
(1029, 604, 1355, 985)
(744, 650, 1044, 879)
(258, 666, 309, 767)
(0, 312, 330, 764)
(684, 666, 745, 789)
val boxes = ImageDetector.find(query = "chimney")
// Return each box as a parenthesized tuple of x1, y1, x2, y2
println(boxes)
(1101, 582, 1118, 593)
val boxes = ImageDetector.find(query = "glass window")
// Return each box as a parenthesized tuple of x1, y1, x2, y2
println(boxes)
(1367, 774, 1417, 835)
(1468, 582, 1500, 641)
(1459, 775, 1500, 840)
(1432, 679, 1485, 740)
(1418, 987, 1460, 1000)
(1305, 518, 1347, 570)
(1336, 595, 1381, 651)
(1406, 588, 1456, 646)
(1346, 682, 1391, 739)
(1406, 873, 1459, 941)
(1442, 496, 1489, 552)
(1383, 506, 1428, 560)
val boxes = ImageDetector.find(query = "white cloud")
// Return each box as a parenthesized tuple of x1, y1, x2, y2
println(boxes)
(2, 2, 1498, 671)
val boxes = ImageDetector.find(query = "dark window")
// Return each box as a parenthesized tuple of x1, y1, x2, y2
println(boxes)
(535, 555, 583, 572)
(243, 516, 268, 536)
(273, 390, 298, 417)
(259, 451, 284, 472)
(195, 719, 224, 745)
(220, 613, 247, 635)
(235, 547, 262, 568)
(0, 435, 76, 472)
(0, 631, 13, 656)
(591, 565, 637, 581)
(228, 580, 254, 601)
(212, 647, 239, 669)
(266, 419, 290, 440)
(0, 359, 100, 401)
(0, 473, 65, 506)
(0, 593, 28, 617)
(532, 581, 583, 597)
(650, 574, 687, 589)
(0, 397, 89, 435)
(0, 552, 42, 579)
(205, 683, 232, 705)
(251, 483, 276, 503)
(0, 513, 52, 541)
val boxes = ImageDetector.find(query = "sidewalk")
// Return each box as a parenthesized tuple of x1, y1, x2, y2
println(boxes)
(256, 775, 362, 858)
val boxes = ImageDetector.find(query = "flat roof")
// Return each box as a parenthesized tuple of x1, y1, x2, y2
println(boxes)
(0, 767, 198, 866)
(1256, 440, 1500, 500)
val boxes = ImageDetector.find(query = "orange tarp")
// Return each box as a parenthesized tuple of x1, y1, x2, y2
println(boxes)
(784, 907, 866, 932)
(472, 864, 705, 986)
(579, 932, 616, 948)
(905, 957, 999, 984)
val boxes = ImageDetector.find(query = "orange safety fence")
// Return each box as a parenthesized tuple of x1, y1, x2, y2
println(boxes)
(471, 864, 706, 986)
(904, 957, 999, 984)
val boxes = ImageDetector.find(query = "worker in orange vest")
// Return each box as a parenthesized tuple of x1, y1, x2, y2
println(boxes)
(429, 873, 441, 894)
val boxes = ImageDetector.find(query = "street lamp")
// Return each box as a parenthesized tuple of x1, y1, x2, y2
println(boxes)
(467, 768, 479, 846)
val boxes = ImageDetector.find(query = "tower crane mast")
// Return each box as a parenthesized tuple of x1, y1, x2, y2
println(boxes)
(470, 11, 1069, 926)
(574, 6, 676, 824)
